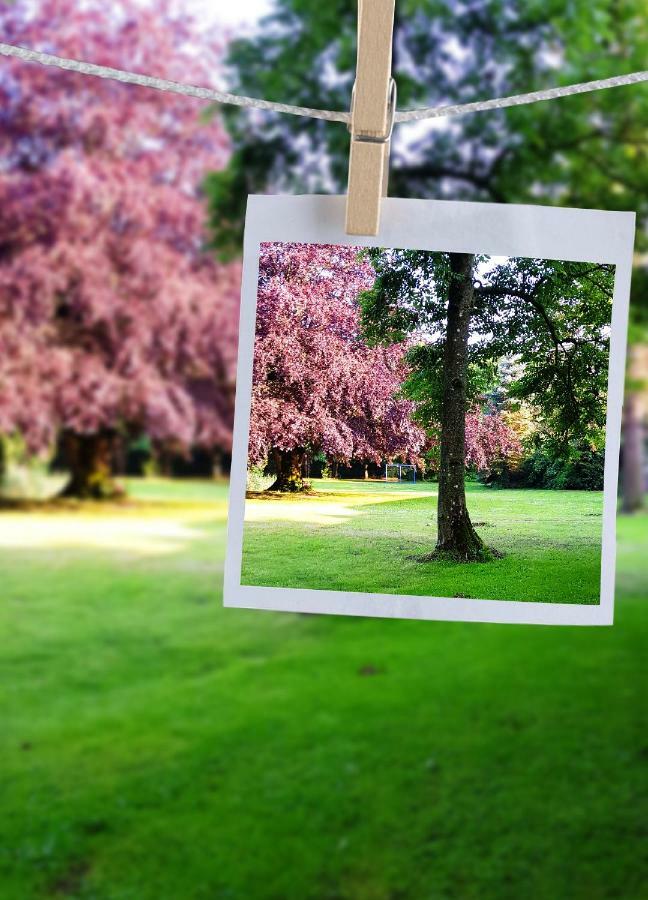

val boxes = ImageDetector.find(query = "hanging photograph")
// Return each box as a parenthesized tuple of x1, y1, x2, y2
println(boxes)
(225, 196, 635, 625)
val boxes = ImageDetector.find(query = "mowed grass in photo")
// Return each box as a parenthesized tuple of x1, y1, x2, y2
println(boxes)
(1, 479, 644, 900)
(242, 479, 604, 603)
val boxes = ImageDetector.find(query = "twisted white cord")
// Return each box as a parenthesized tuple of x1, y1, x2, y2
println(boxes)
(0, 41, 646, 125)
(398, 69, 648, 122)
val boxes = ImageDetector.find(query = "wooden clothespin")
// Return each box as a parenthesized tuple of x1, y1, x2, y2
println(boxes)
(345, 0, 396, 236)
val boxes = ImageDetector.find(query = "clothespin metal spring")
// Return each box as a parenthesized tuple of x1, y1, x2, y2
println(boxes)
(348, 78, 397, 145)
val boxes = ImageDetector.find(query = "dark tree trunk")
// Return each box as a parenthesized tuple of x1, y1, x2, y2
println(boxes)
(622, 393, 645, 513)
(0, 435, 7, 486)
(60, 431, 123, 499)
(269, 448, 307, 492)
(111, 434, 127, 476)
(155, 444, 174, 478)
(212, 448, 223, 479)
(434, 253, 489, 561)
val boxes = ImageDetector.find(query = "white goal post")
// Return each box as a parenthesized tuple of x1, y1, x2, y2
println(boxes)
(385, 463, 416, 483)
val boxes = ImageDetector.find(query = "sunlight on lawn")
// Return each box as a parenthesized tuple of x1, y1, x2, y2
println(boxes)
(0, 512, 213, 556)
(244, 486, 437, 526)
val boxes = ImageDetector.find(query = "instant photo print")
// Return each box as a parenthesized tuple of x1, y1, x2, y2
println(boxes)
(225, 196, 635, 626)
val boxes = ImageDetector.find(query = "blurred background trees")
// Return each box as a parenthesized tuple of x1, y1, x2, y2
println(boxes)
(0, 0, 645, 503)
(0, 0, 240, 497)
(208, 0, 647, 245)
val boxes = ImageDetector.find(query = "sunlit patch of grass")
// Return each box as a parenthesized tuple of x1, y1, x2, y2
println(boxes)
(0, 513, 215, 556)
(0, 478, 228, 556)
(244, 483, 437, 527)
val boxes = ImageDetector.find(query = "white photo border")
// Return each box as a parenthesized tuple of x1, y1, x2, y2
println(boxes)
(224, 195, 635, 626)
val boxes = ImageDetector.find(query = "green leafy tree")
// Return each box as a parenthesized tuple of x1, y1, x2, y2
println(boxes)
(207, 0, 647, 256)
(360, 250, 614, 559)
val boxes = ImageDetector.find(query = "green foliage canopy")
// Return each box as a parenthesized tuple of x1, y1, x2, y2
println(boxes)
(359, 249, 615, 452)
(207, 0, 647, 274)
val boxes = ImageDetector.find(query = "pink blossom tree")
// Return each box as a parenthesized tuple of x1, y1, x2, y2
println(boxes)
(0, 0, 239, 497)
(249, 243, 425, 491)
(423, 405, 522, 475)
(465, 407, 522, 471)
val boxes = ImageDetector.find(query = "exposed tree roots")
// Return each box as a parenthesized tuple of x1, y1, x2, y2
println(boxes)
(410, 546, 504, 564)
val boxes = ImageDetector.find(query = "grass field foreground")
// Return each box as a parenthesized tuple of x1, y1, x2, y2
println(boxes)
(0, 478, 645, 900)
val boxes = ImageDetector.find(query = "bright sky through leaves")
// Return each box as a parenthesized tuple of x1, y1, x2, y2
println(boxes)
(185, 0, 273, 28)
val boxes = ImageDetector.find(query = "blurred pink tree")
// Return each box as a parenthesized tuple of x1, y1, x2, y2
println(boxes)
(0, 0, 239, 497)
(249, 243, 426, 491)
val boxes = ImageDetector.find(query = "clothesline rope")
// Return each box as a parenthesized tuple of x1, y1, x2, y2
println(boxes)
(0, 41, 646, 125)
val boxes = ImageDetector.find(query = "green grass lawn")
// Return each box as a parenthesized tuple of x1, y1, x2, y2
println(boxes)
(0, 478, 645, 900)
(242, 479, 604, 604)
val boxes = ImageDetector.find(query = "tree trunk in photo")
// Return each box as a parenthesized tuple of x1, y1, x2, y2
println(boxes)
(268, 448, 307, 492)
(622, 393, 645, 513)
(364, 463, 369, 480)
(60, 431, 123, 499)
(434, 253, 489, 561)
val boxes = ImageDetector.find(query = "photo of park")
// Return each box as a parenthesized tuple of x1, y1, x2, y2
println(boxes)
(240, 240, 616, 606)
